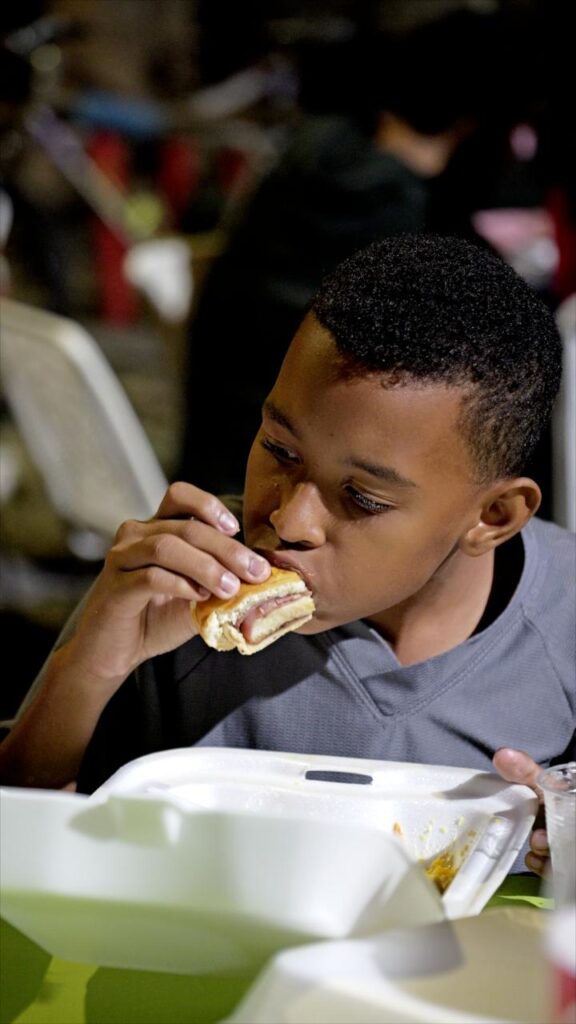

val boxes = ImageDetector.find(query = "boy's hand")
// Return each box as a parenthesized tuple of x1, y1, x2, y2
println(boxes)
(66, 483, 271, 684)
(492, 747, 549, 875)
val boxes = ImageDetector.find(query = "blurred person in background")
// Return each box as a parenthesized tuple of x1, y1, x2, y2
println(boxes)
(176, 9, 508, 497)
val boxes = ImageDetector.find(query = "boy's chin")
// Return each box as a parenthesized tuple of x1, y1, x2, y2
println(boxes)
(297, 605, 388, 636)
(296, 614, 348, 636)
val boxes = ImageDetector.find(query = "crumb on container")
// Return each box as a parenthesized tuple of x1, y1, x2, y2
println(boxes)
(424, 851, 458, 893)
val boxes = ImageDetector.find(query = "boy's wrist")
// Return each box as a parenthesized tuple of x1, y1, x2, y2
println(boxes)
(55, 637, 133, 698)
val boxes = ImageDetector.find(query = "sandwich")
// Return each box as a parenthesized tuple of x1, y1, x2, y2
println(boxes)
(191, 565, 315, 655)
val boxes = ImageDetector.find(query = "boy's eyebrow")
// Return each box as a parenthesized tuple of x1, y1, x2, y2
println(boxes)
(264, 400, 416, 487)
(263, 400, 299, 436)
(346, 458, 417, 489)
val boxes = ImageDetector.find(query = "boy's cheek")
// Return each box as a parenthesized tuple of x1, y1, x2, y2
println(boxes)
(243, 469, 276, 526)
(243, 491, 285, 545)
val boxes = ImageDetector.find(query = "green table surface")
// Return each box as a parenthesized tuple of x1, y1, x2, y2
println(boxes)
(0, 876, 548, 1024)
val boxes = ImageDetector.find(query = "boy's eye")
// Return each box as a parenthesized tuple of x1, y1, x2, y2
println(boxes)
(345, 485, 394, 515)
(260, 438, 300, 464)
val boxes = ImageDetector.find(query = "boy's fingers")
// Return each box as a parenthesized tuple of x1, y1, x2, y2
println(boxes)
(525, 851, 547, 877)
(530, 828, 549, 855)
(492, 747, 544, 799)
(109, 522, 270, 599)
(494, 752, 550, 879)
(155, 482, 240, 535)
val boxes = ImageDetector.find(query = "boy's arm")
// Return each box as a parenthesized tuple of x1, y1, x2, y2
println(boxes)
(0, 483, 270, 789)
(0, 641, 129, 788)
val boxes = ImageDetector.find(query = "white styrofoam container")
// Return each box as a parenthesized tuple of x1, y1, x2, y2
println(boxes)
(0, 748, 537, 974)
(226, 906, 549, 1024)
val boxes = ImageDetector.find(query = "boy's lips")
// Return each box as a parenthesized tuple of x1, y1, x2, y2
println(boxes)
(257, 550, 315, 592)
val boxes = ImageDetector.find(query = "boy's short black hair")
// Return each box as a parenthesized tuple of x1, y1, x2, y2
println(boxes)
(312, 234, 562, 481)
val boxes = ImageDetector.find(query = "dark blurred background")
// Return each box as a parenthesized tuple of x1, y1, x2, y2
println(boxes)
(1, 0, 574, 720)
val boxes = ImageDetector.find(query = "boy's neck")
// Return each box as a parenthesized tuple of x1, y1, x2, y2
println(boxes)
(368, 544, 509, 667)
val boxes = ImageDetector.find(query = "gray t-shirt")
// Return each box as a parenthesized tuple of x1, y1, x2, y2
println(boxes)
(77, 516, 575, 794)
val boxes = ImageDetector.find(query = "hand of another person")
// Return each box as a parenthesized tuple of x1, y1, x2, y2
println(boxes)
(492, 747, 549, 875)
(64, 482, 271, 685)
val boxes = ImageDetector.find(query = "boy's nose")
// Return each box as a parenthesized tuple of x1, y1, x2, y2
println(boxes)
(269, 481, 327, 548)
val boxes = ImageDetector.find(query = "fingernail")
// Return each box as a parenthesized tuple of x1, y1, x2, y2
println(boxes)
(532, 832, 549, 853)
(220, 571, 239, 595)
(197, 586, 210, 599)
(248, 555, 269, 578)
(525, 852, 545, 875)
(219, 511, 239, 533)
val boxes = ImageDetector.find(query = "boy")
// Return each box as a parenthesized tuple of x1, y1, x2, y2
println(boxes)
(1, 235, 573, 876)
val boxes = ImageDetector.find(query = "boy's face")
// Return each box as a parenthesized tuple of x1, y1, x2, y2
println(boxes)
(243, 314, 490, 632)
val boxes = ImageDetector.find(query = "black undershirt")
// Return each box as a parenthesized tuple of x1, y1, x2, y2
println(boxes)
(472, 533, 525, 636)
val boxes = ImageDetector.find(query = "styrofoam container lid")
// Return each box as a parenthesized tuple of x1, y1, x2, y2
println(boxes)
(0, 748, 537, 974)
(95, 748, 538, 919)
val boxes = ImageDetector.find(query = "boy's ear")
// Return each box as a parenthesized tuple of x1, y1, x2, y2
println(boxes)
(460, 478, 542, 556)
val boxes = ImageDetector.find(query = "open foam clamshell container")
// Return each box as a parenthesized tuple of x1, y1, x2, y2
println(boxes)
(0, 748, 537, 975)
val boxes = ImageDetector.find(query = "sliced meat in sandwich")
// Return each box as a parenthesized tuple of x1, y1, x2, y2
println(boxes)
(191, 565, 315, 655)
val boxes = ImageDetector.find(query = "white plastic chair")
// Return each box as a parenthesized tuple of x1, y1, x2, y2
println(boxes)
(0, 299, 168, 547)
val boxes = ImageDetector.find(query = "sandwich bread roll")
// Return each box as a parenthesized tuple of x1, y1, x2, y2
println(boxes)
(191, 565, 315, 655)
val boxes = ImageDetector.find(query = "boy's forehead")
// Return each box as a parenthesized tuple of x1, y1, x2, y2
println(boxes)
(276, 315, 477, 480)
(288, 312, 337, 362)
(282, 314, 448, 401)
(282, 314, 355, 389)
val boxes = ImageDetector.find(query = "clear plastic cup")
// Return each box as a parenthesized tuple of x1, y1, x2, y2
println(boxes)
(538, 762, 576, 908)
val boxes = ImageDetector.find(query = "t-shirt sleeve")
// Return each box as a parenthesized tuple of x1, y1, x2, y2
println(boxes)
(75, 638, 215, 794)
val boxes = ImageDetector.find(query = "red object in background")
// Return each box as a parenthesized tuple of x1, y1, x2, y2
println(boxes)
(87, 132, 138, 324)
(156, 136, 202, 226)
(217, 146, 252, 197)
(87, 133, 203, 323)
(548, 187, 576, 301)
